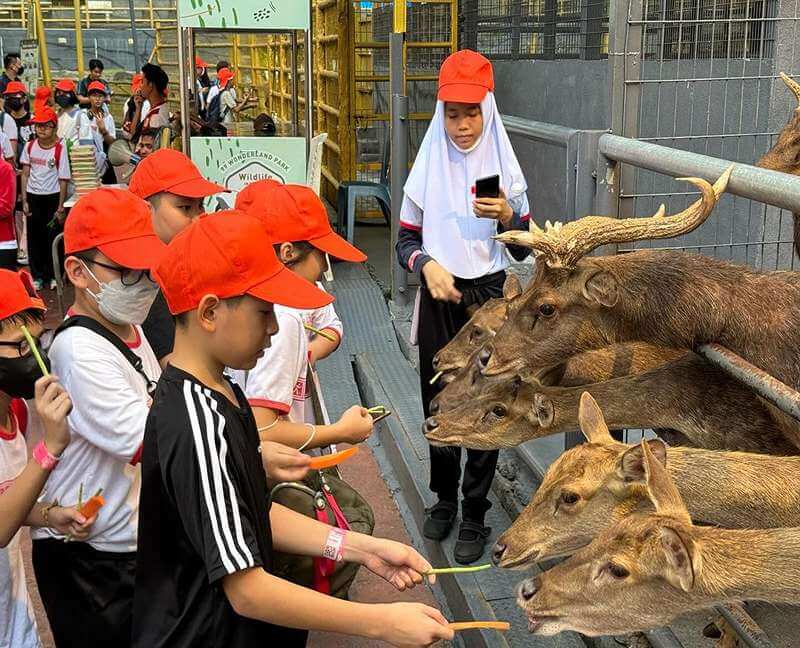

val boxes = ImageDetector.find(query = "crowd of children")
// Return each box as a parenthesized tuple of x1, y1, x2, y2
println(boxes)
(0, 48, 531, 647)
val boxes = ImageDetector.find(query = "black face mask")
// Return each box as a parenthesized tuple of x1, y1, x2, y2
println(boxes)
(6, 97, 24, 111)
(0, 351, 49, 399)
(16, 65, 24, 76)
(55, 94, 75, 108)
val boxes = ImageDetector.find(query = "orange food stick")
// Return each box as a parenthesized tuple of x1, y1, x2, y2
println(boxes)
(308, 446, 359, 470)
(448, 621, 510, 632)
(79, 495, 105, 519)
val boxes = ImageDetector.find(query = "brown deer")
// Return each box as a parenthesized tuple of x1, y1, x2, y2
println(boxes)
(430, 273, 522, 381)
(756, 73, 800, 256)
(493, 393, 800, 571)
(425, 352, 795, 455)
(515, 440, 800, 637)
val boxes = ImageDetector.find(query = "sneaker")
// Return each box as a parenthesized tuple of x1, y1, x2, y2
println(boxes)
(32, 279, 43, 291)
(454, 520, 491, 565)
(49, 279, 58, 290)
(16, 253, 28, 265)
(422, 500, 458, 541)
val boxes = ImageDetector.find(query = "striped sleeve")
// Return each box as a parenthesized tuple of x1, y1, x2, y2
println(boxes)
(175, 379, 262, 582)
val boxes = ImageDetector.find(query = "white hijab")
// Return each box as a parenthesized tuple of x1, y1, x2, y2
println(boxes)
(404, 92, 528, 279)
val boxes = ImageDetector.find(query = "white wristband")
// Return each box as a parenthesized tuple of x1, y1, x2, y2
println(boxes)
(323, 528, 346, 562)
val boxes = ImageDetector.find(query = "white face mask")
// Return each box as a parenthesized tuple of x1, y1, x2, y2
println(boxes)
(81, 261, 159, 326)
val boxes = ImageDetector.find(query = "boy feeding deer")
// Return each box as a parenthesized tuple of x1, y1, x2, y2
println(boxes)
(395, 49, 533, 564)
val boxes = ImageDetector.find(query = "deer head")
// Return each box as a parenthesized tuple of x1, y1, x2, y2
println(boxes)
(431, 273, 522, 378)
(516, 439, 703, 637)
(757, 73, 800, 176)
(493, 393, 668, 569)
(478, 168, 732, 377)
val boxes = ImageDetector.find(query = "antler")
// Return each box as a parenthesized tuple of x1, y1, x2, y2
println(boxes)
(780, 72, 800, 109)
(495, 165, 733, 268)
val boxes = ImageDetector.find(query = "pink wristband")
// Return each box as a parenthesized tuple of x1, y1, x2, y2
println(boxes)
(33, 441, 60, 471)
(323, 528, 346, 562)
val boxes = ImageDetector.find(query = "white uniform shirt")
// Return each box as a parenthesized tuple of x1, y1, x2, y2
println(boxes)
(233, 306, 309, 423)
(57, 107, 81, 144)
(75, 110, 115, 175)
(19, 138, 71, 195)
(0, 131, 12, 160)
(0, 400, 42, 648)
(220, 89, 237, 125)
(34, 325, 161, 552)
(295, 283, 343, 343)
(1, 114, 17, 147)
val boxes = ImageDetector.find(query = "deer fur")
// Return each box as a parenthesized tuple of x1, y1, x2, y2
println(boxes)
(425, 351, 795, 455)
(516, 439, 800, 637)
(494, 393, 800, 571)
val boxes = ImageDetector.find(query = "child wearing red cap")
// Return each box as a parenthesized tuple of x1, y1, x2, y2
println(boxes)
(75, 80, 116, 183)
(0, 268, 95, 648)
(129, 148, 225, 366)
(234, 180, 373, 448)
(396, 49, 532, 564)
(2, 80, 31, 160)
(76, 59, 111, 107)
(30, 188, 165, 648)
(133, 209, 453, 648)
(54, 79, 81, 144)
(20, 106, 70, 290)
(122, 73, 150, 138)
(195, 56, 211, 119)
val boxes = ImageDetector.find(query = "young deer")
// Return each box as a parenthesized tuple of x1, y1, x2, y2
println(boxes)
(515, 439, 800, 637)
(493, 393, 800, 570)
(425, 353, 795, 455)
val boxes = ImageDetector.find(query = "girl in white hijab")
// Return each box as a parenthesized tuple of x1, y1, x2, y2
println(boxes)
(396, 49, 531, 565)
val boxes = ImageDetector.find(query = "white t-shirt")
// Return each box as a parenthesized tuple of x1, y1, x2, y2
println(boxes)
(34, 325, 161, 552)
(221, 89, 237, 125)
(233, 306, 309, 424)
(57, 107, 81, 144)
(19, 138, 71, 195)
(0, 131, 12, 160)
(0, 400, 42, 648)
(296, 286, 343, 344)
(1, 113, 17, 147)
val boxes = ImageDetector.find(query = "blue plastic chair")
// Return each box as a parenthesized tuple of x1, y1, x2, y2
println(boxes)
(336, 137, 391, 243)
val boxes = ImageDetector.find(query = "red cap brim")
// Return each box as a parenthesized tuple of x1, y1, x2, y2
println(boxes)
(437, 83, 489, 104)
(165, 176, 225, 198)
(248, 265, 334, 310)
(310, 230, 367, 263)
(99, 234, 166, 270)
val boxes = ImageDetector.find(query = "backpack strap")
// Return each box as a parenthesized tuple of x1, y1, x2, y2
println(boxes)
(54, 316, 157, 396)
(54, 140, 62, 168)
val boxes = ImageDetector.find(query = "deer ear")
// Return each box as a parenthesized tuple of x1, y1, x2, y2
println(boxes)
(532, 393, 555, 428)
(582, 270, 618, 308)
(578, 392, 613, 444)
(618, 439, 667, 482)
(503, 273, 523, 300)
(660, 527, 699, 593)
(642, 440, 690, 523)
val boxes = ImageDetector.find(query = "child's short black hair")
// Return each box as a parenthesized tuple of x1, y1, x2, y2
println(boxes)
(216, 60, 230, 73)
(3, 52, 20, 70)
(272, 241, 315, 266)
(142, 63, 169, 94)
(174, 295, 245, 327)
(0, 308, 45, 335)
(133, 127, 158, 145)
(89, 59, 104, 72)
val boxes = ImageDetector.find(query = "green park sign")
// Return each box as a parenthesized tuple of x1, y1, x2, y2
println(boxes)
(178, 0, 310, 30)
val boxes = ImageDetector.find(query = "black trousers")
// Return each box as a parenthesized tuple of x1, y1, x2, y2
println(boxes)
(0, 248, 16, 270)
(418, 269, 505, 522)
(26, 191, 61, 283)
(32, 538, 136, 648)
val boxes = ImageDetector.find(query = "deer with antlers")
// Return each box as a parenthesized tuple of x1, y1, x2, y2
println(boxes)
(515, 438, 800, 637)
(493, 393, 800, 570)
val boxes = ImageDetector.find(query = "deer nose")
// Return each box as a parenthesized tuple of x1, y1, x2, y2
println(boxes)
(429, 398, 440, 416)
(492, 542, 506, 566)
(518, 576, 541, 602)
(432, 355, 440, 371)
(425, 417, 439, 433)
(477, 345, 492, 370)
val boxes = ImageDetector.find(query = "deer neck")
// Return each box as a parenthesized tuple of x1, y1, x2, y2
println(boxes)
(667, 447, 800, 529)
(691, 527, 800, 605)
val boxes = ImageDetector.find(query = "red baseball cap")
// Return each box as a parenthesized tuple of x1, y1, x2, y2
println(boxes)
(437, 49, 494, 104)
(3, 80, 26, 96)
(131, 73, 143, 93)
(29, 107, 58, 125)
(55, 79, 76, 92)
(154, 210, 334, 314)
(128, 148, 224, 199)
(195, 55, 209, 68)
(65, 188, 166, 270)
(217, 68, 234, 87)
(0, 269, 45, 320)
(236, 180, 367, 263)
(87, 80, 107, 94)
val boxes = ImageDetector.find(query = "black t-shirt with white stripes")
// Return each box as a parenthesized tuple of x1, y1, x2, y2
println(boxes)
(133, 365, 296, 647)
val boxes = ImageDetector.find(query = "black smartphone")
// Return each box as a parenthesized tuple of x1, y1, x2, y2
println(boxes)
(475, 174, 500, 199)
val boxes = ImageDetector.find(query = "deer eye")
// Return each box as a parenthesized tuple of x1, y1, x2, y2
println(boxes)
(469, 327, 485, 344)
(607, 562, 630, 579)
(560, 491, 580, 505)
(538, 303, 556, 317)
(490, 404, 508, 418)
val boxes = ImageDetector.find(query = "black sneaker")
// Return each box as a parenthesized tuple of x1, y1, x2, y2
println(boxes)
(454, 520, 491, 564)
(423, 500, 458, 541)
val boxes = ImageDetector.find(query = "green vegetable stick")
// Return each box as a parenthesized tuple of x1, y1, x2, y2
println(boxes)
(21, 325, 49, 376)
(303, 323, 337, 342)
(426, 563, 492, 575)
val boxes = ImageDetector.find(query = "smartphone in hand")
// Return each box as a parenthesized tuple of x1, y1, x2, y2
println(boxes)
(475, 174, 500, 199)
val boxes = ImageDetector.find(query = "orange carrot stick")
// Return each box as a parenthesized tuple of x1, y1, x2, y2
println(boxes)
(448, 621, 510, 632)
(79, 493, 105, 519)
(308, 446, 359, 470)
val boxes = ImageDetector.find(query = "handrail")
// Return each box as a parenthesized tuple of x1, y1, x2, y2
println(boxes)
(501, 114, 578, 147)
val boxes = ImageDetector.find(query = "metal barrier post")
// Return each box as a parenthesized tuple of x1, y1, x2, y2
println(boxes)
(73, 0, 84, 76)
(32, 0, 51, 86)
(127, 0, 142, 69)
(390, 2, 409, 303)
